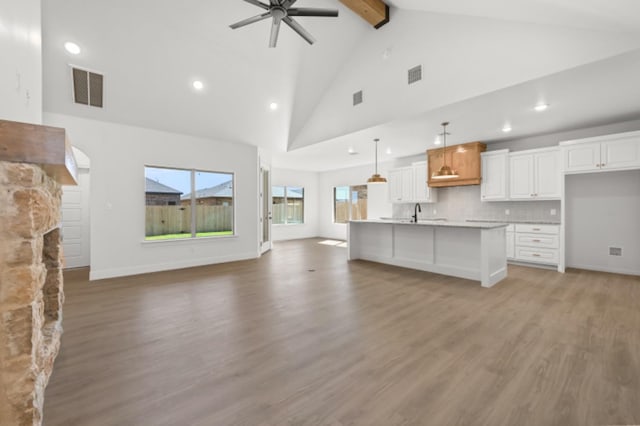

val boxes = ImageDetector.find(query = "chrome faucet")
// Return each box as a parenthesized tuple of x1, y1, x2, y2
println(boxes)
(412, 203, 422, 223)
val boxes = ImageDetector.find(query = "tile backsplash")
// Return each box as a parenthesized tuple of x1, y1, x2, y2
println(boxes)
(392, 185, 561, 223)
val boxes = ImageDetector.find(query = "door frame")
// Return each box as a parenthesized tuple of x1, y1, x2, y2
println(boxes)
(259, 161, 272, 254)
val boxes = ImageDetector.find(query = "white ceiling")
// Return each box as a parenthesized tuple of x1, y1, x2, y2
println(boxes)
(41, 0, 640, 171)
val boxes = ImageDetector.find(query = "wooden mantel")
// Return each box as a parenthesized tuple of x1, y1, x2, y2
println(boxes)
(339, 0, 390, 28)
(0, 119, 77, 185)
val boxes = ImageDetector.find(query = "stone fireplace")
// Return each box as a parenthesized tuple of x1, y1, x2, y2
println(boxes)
(0, 120, 77, 425)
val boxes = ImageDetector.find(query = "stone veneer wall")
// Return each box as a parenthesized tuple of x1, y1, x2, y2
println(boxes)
(0, 161, 64, 425)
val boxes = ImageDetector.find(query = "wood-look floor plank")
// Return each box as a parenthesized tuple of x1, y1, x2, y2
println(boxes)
(43, 238, 640, 426)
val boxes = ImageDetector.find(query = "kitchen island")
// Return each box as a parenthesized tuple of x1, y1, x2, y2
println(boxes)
(348, 219, 508, 287)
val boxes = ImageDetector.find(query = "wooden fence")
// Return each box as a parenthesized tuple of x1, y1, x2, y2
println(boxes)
(272, 204, 304, 224)
(335, 200, 367, 223)
(145, 205, 233, 236)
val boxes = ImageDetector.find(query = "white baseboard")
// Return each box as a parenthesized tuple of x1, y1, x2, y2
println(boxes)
(566, 263, 640, 277)
(89, 252, 258, 281)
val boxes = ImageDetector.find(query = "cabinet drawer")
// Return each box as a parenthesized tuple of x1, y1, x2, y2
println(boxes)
(516, 233, 558, 249)
(515, 247, 558, 264)
(515, 224, 559, 234)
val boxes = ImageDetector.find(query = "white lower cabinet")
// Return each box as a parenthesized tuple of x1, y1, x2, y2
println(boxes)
(513, 224, 559, 265)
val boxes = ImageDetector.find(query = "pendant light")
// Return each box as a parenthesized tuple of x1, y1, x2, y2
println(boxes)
(367, 138, 387, 183)
(432, 121, 459, 180)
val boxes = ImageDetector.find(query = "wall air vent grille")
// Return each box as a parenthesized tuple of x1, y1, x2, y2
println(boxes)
(408, 65, 422, 85)
(72, 67, 104, 108)
(609, 247, 622, 256)
(353, 90, 363, 106)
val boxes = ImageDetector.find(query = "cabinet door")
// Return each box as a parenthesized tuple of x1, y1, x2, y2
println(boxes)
(509, 155, 534, 199)
(388, 169, 404, 202)
(413, 163, 430, 202)
(401, 167, 414, 202)
(601, 137, 640, 171)
(563, 142, 600, 172)
(534, 150, 561, 199)
(481, 153, 508, 201)
(506, 231, 515, 259)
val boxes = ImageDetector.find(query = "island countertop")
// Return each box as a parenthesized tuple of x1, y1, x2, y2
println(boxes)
(350, 219, 508, 229)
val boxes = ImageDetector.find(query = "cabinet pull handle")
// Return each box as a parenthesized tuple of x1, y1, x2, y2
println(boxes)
(532, 228, 541, 231)
(601, 163, 606, 167)
(532, 254, 541, 257)
(533, 239, 541, 242)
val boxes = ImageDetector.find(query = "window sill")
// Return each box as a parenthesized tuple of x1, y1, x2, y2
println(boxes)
(273, 223, 305, 227)
(141, 234, 238, 245)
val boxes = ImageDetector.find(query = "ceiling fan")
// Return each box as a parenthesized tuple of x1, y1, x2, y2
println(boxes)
(229, 0, 339, 48)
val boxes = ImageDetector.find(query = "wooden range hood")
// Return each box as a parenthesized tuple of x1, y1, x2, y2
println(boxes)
(427, 142, 486, 187)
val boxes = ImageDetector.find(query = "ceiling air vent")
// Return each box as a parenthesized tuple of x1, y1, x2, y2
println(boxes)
(72, 67, 104, 108)
(353, 90, 363, 106)
(408, 65, 422, 85)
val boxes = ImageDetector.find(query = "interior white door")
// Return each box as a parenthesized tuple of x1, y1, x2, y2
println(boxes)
(260, 166, 272, 254)
(61, 169, 90, 268)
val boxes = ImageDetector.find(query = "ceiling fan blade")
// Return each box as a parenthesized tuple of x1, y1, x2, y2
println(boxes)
(242, 0, 270, 10)
(229, 11, 272, 29)
(281, 0, 298, 7)
(269, 0, 281, 5)
(287, 8, 339, 17)
(283, 16, 315, 45)
(269, 17, 282, 48)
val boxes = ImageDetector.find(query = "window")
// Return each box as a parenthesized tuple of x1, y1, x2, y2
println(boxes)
(144, 166, 234, 240)
(334, 185, 367, 223)
(272, 186, 304, 225)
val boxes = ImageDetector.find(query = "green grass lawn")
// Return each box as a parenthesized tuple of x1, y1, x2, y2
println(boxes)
(145, 231, 233, 241)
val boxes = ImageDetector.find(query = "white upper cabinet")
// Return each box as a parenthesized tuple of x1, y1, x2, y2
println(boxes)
(561, 130, 640, 174)
(412, 162, 437, 203)
(481, 150, 509, 201)
(509, 148, 561, 200)
(388, 168, 404, 202)
(387, 163, 437, 203)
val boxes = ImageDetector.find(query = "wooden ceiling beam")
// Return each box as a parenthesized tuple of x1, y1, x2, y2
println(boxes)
(339, 0, 390, 29)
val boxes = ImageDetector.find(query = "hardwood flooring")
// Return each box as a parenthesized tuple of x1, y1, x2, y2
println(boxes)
(44, 238, 640, 426)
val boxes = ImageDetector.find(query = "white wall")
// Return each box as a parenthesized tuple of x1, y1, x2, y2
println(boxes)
(565, 170, 640, 276)
(44, 113, 260, 280)
(271, 168, 319, 241)
(489, 118, 640, 152)
(0, 0, 42, 124)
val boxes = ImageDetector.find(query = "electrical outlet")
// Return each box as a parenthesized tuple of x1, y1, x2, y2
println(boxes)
(505, 209, 510, 216)
(550, 209, 557, 216)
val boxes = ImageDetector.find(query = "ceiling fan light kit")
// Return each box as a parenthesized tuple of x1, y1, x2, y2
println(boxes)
(230, 0, 339, 48)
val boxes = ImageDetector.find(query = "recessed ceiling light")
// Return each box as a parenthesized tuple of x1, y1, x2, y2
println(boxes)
(64, 42, 81, 55)
(386, 148, 392, 155)
(348, 147, 358, 155)
(269, 102, 278, 111)
(534, 103, 549, 112)
(434, 137, 442, 145)
(502, 125, 512, 133)
(192, 80, 204, 90)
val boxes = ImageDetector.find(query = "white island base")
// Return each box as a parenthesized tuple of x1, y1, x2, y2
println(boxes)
(348, 220, 508, 288)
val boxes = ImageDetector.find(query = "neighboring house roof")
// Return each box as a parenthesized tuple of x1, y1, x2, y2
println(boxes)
(272, 187, 303, 199)
(145, 178, 183, 195)
(181, 180, 233, 200)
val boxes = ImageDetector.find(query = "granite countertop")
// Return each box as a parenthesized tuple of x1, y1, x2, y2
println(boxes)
(466, 219, 561, 225)
(350, 219, 508, 229)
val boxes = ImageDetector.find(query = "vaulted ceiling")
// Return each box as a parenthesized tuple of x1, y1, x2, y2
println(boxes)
(42, 0, 640, 171)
